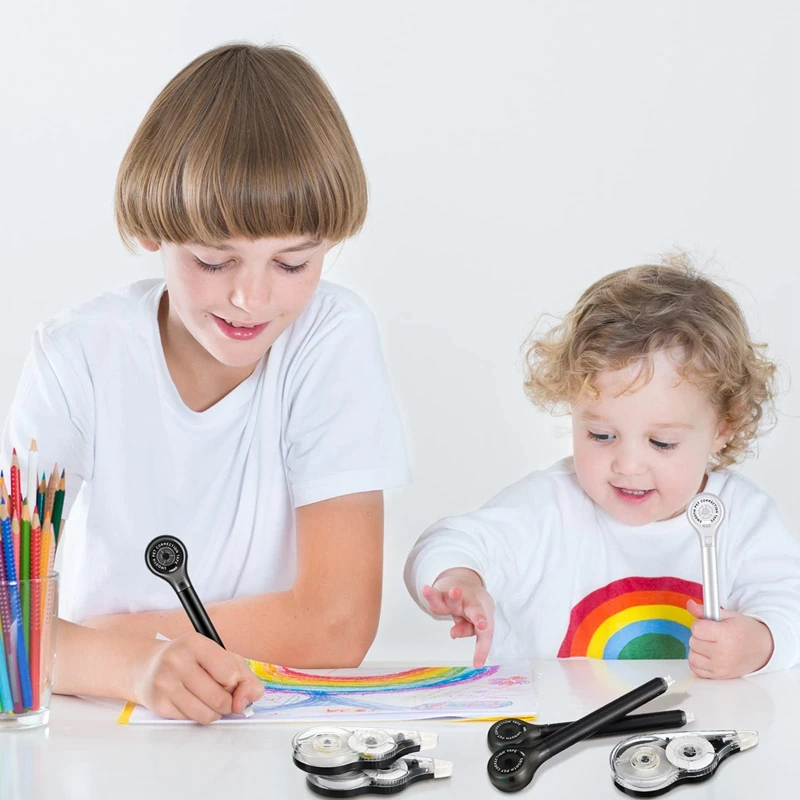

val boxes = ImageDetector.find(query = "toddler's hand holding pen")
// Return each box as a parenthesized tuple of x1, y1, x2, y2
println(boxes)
(686, 599, 774, 679)
(422, 567, 495, 668)
(132, 632, 263, 724)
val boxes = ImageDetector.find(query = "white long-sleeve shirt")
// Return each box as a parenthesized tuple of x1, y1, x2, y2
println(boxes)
(405, 458, 800, 671)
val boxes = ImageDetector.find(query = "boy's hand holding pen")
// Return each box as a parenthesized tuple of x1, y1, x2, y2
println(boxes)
(131, 632, 263, 724)
(422, 567, 496, 668)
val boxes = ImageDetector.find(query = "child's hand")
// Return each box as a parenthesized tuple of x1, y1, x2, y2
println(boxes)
(132, 632, 264, 723)
(686, 599, 774, 679)
(421, 568, 495, 668)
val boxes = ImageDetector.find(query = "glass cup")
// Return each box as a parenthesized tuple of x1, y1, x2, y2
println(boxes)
(0, 573, 59, 730)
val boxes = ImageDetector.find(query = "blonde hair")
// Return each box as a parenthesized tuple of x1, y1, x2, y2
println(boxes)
(115, 43, 367, 248)
(523, 254, 777, 469)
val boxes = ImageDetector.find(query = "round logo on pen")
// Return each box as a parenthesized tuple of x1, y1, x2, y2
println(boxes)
(492, 748, 525, 774)
(148, 539, 183, 574)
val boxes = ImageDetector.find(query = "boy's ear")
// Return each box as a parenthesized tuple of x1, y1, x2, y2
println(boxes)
(138, 238, 161, 252)
(712, 418, 733, 453)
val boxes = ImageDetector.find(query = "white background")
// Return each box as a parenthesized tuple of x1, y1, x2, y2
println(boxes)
(1, 1, 797, 663)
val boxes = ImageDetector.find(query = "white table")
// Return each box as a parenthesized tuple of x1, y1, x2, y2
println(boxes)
(2, 659, 797, 799)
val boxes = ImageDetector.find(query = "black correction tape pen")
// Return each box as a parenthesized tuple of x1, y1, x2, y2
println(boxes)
(145, 536, 254, 716)
(488, 676, 674, 792)
(145, 535, 224, 646)
(488, 709, 692, 751)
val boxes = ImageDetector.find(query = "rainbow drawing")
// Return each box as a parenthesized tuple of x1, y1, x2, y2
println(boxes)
(558, 577, 703, 660)
(120, 661, 538, 724)
(247, 662, 499, 694)
(244, 663, 515, 714)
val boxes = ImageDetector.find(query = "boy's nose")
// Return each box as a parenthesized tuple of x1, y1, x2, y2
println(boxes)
(229, 274, 271, 314)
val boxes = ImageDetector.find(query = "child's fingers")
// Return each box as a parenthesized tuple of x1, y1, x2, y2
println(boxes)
(472, 614, 495, 668)
(686, 599, 704, 619)
(232, 674, 264, 714)
(148, 697, 188, 721)
(690, 618, 721, 644)
(181, 662, 235, 716)
(687, 599, 734, 624)
(176, 689, 225, 725)
(688, 649, 714, 679)
(688, 635, 715, 659)
(421, 584, 454, 616)
(189, 636, 254, 693)
(462, 599, 490, 631)
(443, 586, 466, 617)
(450, 618, 476, 639)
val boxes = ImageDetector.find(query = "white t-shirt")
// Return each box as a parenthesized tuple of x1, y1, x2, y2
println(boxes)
(405, 457, 800, 672)
(2, 279, 411, 623)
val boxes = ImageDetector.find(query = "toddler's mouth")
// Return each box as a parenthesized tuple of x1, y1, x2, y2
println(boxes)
(612, 485, 654, 504)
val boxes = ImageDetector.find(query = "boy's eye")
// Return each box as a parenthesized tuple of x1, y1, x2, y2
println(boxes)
(650, 439, 678, 451)
(588, 432, 615, 442)
(194, 257, 230, 272)
(277, 260, 309, 274)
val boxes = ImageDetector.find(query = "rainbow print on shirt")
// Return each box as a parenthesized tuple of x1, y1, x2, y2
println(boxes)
(557, 577, 703, 660)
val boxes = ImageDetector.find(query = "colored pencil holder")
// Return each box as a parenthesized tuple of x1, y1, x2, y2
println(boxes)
(0, 573, 58, 730)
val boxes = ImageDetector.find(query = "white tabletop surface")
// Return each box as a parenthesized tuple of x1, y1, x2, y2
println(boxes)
(2, 658, 797, 799)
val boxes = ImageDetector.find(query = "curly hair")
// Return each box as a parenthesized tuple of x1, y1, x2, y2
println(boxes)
(522, 254, 777, 469)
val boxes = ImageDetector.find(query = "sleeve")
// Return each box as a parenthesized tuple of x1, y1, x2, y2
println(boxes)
(1, 325, 94, 519)
(403, 473, 563, 627)
(725, 492, 800, 673)
(282, 303, 411, 507)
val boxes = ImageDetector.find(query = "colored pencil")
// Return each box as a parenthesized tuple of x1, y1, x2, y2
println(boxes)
(0, 607, 12, 711)
(0, 471, 9, 512)
(40, 517, 56, 704)
(0, 514, 12, 711)
(20, 500, 31, 660)
(29, 508, 41, 710)
(27, 439, 38, 519)
(12, 515, 20, 587)
(0, 473, 17, 711)
(0, 499, 32, 710)
(10, 450, 22, 520)
(52, 470, 66, 545)
(43, 464, 58, 525)
(36, 474, 45, 525)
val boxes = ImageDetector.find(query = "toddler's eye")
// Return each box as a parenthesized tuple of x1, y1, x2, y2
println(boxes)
(588, 432, 615, 442)
(650, 439, 678, 451)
